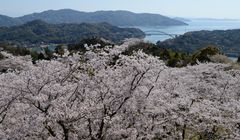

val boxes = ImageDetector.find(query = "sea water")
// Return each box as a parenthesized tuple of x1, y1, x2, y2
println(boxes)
(134, 19, 240, 61)
(136, 19, 240, 43)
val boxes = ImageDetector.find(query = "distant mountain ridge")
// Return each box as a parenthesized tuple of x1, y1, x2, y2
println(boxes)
(0, 9, 187, 27)
(0, 15, 22, 27)
(0, 20, 145, 44)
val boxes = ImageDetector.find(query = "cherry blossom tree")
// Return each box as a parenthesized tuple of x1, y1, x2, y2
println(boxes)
(0, 40, 239, 139)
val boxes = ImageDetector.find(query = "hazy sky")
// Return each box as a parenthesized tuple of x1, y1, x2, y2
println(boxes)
(0, 0, 239, 19)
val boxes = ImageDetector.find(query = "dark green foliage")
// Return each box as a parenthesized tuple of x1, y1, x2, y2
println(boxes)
(237, 56, 240, 63)
(166, 53, 178, 67)
(0, 43, 30, 56)
(30, 48, 54, 62)
(160, 49, 171, 61)
(44, 48, 54, 60)
(0, 20, 145, 44)
(122, 42, 191, 67)
(191, 45, 220, 64)
(160, 29, 240, 57)
(165, 51, 192, 67)
(0, 52, 4, 60)
(122, 42, 224, 67)
(68, 37, 113, 53)
(167, 58, 180, 67)
(122, 42, 165, 57)
(68, 44, 86, 54)
(37, 53, 46, 60)
(30, 51, 40, 63)
(55, 45, 65, 56)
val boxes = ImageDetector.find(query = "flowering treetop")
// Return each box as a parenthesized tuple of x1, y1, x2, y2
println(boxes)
(0, 39, 239, 139)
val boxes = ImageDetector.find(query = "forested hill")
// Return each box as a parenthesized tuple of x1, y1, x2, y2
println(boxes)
(0, 15, 22, 27)
(0, 9, 187, 27)
(159, 29, 240, 57)
(0, 20, 145, 44)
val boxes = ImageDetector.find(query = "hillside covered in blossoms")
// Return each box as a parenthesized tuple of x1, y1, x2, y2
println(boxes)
(0, 39, 239, 139)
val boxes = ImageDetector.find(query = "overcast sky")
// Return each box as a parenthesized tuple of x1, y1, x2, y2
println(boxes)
(0, 0, 239, 19)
